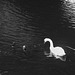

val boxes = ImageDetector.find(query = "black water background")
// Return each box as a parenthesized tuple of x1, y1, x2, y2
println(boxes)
(0, 0, 75, 75)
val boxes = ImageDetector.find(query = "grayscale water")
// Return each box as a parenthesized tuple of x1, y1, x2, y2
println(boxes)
(0, 0, 75, 75)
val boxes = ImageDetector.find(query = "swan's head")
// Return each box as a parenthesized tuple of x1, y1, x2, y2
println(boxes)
(44, 38, 53, 48)
(44, 38, 50, 44)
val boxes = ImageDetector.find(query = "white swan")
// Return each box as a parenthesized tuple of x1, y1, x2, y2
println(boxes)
(44, 38, 66, 59)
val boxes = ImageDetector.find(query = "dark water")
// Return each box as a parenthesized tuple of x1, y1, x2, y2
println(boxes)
(0, 0, 75, 75)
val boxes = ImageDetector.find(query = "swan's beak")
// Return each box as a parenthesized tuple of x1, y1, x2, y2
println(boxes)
(44, 38, 48, 44)
(44, 39, 46, 44)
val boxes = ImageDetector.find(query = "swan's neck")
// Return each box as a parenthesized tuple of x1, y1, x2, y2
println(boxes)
(44, 38, 54, 49)
(49, 39, 54, 49)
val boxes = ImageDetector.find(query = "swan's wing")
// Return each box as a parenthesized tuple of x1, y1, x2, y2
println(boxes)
(51, 47, 66, 56)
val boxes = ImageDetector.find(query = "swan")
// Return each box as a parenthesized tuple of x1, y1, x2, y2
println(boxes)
(44, 38, 66, 59)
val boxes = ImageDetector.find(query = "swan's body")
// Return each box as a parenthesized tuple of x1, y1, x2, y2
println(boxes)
(44, 38, 66, 57)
